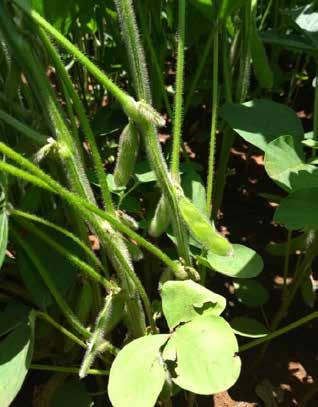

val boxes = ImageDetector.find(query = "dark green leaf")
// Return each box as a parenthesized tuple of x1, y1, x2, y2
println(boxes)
(231, 317, 268, 338)
(51, 380, 94, 407)
(234, 280, 269, 308)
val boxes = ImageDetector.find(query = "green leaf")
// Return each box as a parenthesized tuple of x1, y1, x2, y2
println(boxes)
(260, 31, 317, 53)
(161, 280, 226, 329)
(0, 312, 34, 407)
(164, 315, 241, 395)
(108, 334, 170, 407)
(274, 188, 318, 230)
(51, 380, 94, 407)
(188, 0, 213, 21)
(135, 161, 157, 183)
(221, 100, 303, 152)
(301, 275, 316, 308)
(289, 3, 318, 47)
(181, 164, 208, 217)
(264, 135, 318, 191)
(231, 317, 269, 338)
(0, 302, 31, 337)
(234, 280, 269, 308)
(203, 244, 263, 279)
(0, 186, 8, 270)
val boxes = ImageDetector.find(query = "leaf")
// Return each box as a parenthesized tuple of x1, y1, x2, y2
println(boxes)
(274, 188, 318, 230)
(108, 334, 170, 407)
(135, 161, 157, 183)
(231, 317, 269, 338)
(260, 31, 317, 53)
(181, 164, 208, 217)
(203, 244, 263, 279)
(0, 312, 34, 407)
(161, 280, 226, 330)
(289, 3, 318, 47)
(221, 100, 303, 152)
(51, 380, 94, 407)
(188, 0, 213, 21)
(301, 275, 316, 308)
(234, 280, 269, 308)
(0, 188, 8, 270)
(0, 302, 31, 337)
(264, 135, 318, 191)
(164, 315, 241, 395)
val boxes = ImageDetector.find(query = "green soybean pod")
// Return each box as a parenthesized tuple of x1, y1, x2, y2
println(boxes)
(114, 122, 140, 187)
(79, 291, 125, 378)
(148, 195, 171, 237)
(177, 195, 233, 256)
(250, 21, 274, 90)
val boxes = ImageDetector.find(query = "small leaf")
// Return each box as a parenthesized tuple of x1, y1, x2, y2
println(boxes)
(161, 280, 226, 330)
(274, 188, 318, 230)
(265, 135, 318, 191)
(51, 380, 93, 407)
(135, 161, 157, 183)
(0, 312, 34, 407)
(221, 100, 303, 152)
(164, 315, 241, 395)
(231, 317, 269, 338)
(234, 280, 269, 308)
(204, 244, 263, 279)
(108, 334, 170, 407)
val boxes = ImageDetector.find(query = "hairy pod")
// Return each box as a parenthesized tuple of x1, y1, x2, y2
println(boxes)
(250, 21, 273, 90)
(148, 195, 171, 237)
(177, 194, 233, 256)
(79, 291, 125, 378)
(114, 122, 140, 187)
(117, 210, 139, 231)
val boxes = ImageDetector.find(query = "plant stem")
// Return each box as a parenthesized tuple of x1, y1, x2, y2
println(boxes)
(39, 29, 115, 213)
(35, 311, 87, 349)
(0, 148, 181, 276)
(0, 109, 47, 145)
(282, 230, 292, 300)
(206, 29, 219, 218)
(239, 311, 318, 353)
(30, 364, 109, 376)
(185, 28, 215, 115)
(171, 0, 186, 180)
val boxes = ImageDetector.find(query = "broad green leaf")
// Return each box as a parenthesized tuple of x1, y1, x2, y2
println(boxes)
(264, 135, 318, 191)
(266, 233, 307, 256)
(164, 315, 241, 395)
(135, 161, 157, 183)
(0, 205, 8, 270)
(108, 334, 170, 407)
(204, 244, 263, 279)
(51, 380, 94, 407)
(221, 100, 303, 152)
(161, 280, 226, 329)
(0, 312, 34, 407)
(231, 317, 268, 338)
(0, 302, 30, 337)
(234, 280, 269, 308)
(274, 188, 318, 230)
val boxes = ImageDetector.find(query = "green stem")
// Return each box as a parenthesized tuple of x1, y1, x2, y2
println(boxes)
(239, 311, 318, 353)
(35, 311, 87, 349)
(39, 29, 115, 213)
(171, 0, 186, 180)
(14, 217, 113, 289)
(184, 28, 215, 115)
(206, 29, 219, 218)
(0, 109, 47, 145)
(30, 364, 109, 376)
(11, 209, 103, 271)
